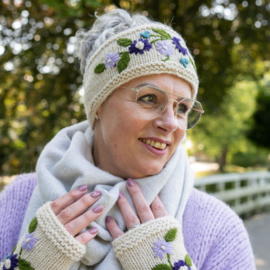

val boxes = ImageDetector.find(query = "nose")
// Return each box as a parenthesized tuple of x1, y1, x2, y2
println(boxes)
(153, 100, 178, 132)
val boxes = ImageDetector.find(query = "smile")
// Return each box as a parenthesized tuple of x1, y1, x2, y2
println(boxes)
(139, 138, 167, 150)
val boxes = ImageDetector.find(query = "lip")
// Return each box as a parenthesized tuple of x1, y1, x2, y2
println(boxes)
(140, 137, 171, 145)
(139, 140, 168, 157)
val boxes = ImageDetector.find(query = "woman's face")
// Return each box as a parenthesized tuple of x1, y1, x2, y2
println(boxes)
(94, 74, 192, 179)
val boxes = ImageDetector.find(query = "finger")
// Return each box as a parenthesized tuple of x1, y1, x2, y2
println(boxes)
(75, 227, 98, 245)
(117, 191, 141, 230)
(126, 178, 154, 223)
(51, 185, 88, 215)
(57, 191, 102, 225)
(150, 195, 168, 218)
(64, 204, 104, 236)
(106, 216, 124, 239)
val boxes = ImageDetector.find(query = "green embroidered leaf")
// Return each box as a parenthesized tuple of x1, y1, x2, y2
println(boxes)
(185, 254, 192, 267)
(18, 258, 34, 270)
(152, 264, 171, 270)
(151, 38, 161, 44)
(188, 55, 197, 72)
(28, 217, 38, 233)
(117, 38, 132, 47)
(152, 28, 172, 40)
(165, 228, 177, 242)
(117, 52, 130, 73)
(162, 56, 170, 62)
(12, 245, 17, 254)
(94, 63, 106, 74)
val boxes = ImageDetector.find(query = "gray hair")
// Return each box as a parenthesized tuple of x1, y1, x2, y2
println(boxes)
(76, 9, 169, 74)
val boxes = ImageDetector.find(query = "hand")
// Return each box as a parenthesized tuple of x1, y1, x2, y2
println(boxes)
(50, 185, 103, 245)
(106, 178, 168, 239)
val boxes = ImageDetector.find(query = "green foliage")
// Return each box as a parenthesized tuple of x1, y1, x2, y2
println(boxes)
(152, 264, 171, 270)
(28, 217, 38, 233)
(0, 0, 270, 174)
(117, 38, 132, 47)
(152, 28, 172, 40)
(94, 63, 106, 74)
(117, 52, 130, 73)
(18, 258, 34, 270)
(185, 254, 192, 267)
(164, 228, 177, 242)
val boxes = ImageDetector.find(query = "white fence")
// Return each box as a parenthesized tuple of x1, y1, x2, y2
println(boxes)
(194, 171, 270, 215)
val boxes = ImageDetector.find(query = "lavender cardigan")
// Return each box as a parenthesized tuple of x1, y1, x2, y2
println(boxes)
(0, 173, 256, 269)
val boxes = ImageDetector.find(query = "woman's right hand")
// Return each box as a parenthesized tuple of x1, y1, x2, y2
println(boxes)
(50, 185, 103, 245)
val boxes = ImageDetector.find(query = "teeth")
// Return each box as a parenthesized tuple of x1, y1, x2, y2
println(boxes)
(140, 139, 167, 150)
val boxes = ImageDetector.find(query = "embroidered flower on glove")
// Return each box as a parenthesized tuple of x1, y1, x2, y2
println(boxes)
(22, 232, 38, 251)
(153, 239, 173, 259)
(2, 254, 18, 270)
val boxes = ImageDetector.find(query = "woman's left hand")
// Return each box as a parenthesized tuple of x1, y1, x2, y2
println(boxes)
(106, 178, 168, 239)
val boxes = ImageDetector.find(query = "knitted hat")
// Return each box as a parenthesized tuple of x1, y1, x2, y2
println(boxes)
(83, 24, 199, 129)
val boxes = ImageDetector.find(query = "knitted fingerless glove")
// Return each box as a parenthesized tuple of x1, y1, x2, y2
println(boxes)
(0, 202, 85, 270)
(112, 216, 196, 270)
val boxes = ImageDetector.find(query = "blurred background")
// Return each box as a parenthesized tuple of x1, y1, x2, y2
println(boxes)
(0, 0, 270, 268)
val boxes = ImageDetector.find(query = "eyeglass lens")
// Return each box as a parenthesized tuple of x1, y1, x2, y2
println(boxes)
(135, 86, 203, 130)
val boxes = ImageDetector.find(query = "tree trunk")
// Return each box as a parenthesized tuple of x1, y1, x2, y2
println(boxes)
(219, 145, 228, 173)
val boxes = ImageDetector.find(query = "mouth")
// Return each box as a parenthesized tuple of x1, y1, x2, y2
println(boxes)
(139, 138, 167, 150)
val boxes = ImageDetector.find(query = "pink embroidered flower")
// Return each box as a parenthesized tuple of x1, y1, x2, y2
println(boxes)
(155, 41, 174, 57)
(22, 232, 38, 251)
(152, 239, 173, 259)
(104, 52, 120, 68)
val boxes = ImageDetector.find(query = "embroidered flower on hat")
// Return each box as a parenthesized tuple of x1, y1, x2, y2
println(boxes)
(156, 40, 174, 57)
(129, 39, 152, 55)
(140, 31, 150, 38)
(22, 232, 38, 251)
(172, 37, 188, 55)
(152, 239, 173, 259)
(180, 57, 189, 68)
(2, 254, 18, 270)
(104, 52, 120, 68)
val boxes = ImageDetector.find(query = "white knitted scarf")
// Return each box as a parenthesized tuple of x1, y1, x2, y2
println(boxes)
(20, 121, 195, 270)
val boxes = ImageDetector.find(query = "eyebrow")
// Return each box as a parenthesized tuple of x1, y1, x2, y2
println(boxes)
(136, 83, 188, 102)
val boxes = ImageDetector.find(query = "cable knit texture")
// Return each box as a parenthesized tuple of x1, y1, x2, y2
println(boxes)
(83, 24, 199, 129)
(0, 174, 256, 269)
(113, 216, 196, 270)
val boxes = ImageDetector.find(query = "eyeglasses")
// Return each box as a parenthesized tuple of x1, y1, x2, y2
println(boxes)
(121, 84, 204, 130)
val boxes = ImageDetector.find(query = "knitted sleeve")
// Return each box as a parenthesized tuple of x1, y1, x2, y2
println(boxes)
(0, 173, 37, 261)
(0, 202, 85, 270)
(183, 188, 256, 270)
(112, 216, 197, 270)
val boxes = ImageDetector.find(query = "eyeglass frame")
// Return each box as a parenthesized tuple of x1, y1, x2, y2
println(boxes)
(120, 84, 204, 130)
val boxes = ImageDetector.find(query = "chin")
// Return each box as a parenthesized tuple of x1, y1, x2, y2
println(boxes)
(131, 161, 165, 179)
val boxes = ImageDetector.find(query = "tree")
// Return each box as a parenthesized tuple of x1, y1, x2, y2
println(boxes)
(1, 0, 270, 175)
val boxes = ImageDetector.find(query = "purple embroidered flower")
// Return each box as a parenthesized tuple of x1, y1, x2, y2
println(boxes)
(172, 37, 188, 55)
(104, 52, 120, 68)
(22, 232, 38, 251)
(152, 239, 173, 259)
(129, 39, 152, 55)
(172, 260, 191, 270)
(155, 41, 174, 57)
(3, 254, 18, 270)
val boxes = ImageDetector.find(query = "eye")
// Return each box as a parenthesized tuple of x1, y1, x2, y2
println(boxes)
(138, 94, 157, 104)
(177, 103, 188, 115)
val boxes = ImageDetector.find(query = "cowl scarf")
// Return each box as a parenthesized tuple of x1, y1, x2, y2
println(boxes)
(20, 121, 195, 270)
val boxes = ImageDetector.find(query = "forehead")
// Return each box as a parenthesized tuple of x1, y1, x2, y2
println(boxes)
(120, 74, 192, 99)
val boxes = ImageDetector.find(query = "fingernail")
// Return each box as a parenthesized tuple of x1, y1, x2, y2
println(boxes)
(127, 178, 136, 187)
(91, 191, 102, 198)
(106, 216, 113, 223)
(77, 185, 87, 192)
(92, 204, 104, 213)
(89, 227, 98, 235)
(119, 191, 125, 198)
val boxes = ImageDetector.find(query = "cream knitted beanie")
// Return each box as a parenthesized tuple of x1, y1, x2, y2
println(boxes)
(83, 23, 199, 129)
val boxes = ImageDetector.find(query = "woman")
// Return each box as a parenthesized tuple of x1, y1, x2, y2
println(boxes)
(0, 9, 255, 270)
